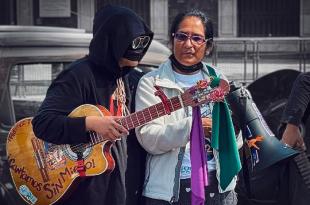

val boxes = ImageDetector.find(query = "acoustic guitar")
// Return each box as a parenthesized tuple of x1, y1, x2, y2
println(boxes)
(7, 79, 228, 205)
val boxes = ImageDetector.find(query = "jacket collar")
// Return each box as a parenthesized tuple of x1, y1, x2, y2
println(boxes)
(154, 60, 212, 91)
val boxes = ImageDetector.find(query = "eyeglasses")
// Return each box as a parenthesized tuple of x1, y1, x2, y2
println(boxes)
(132, 35, 151, 49)
(173, 32, 207, 46)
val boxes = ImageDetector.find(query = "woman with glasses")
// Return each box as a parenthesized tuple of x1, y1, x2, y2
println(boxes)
(135, 9, 239, 205)
(32, 5, 153, 205)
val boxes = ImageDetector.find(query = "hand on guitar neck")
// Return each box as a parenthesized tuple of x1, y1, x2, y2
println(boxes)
(85, 116, 129, 141)
(200, 79, 228, 139)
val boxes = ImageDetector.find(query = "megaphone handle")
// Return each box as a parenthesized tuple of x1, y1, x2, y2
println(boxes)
(241, 146, 253, 198)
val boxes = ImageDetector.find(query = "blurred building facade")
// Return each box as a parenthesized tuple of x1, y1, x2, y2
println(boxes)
(0, 0, 309, 40)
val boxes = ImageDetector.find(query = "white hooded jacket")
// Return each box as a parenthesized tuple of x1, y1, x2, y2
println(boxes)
(135, 60, 238, 202)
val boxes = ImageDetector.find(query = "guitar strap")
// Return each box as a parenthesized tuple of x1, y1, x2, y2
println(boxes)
(77, 159, 86, 177)
(76, 152, 86, 177)
(110, 78, 129, 116)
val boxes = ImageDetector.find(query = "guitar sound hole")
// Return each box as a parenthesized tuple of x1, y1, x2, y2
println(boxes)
(62, 143, 92, 161)
(70, 144, 86, 155)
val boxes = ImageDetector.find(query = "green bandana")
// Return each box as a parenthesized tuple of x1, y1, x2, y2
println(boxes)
(207, 65, 242, 190)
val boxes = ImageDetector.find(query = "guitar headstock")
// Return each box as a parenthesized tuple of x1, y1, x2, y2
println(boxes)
(182, 78, 229, 107)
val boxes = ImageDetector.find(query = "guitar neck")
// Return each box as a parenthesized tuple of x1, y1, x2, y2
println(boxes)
(87, 96, 184, 146)
(119, 95, 183, 130)
(87, 95, 188, 147)
(87, 78, 225, 146)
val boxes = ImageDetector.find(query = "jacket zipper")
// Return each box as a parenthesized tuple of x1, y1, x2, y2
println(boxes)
(170, 147, 185, 202)
(142, 155, 152, 190)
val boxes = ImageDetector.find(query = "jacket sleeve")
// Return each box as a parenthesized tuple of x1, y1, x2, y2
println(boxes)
(281, 72, 310, 126)
(32, 70, 88, 145)
(135, 75, 192, 155)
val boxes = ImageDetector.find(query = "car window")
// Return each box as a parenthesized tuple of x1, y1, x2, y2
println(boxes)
(8, 62, 160, 122)
(9, 62, 71, 121)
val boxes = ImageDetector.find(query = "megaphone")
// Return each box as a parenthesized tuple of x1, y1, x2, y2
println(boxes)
(226, 82, 299, 172)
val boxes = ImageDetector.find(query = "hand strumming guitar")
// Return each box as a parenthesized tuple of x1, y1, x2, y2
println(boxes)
(86, 116, 129, 141)
(202, 117, 212, 138)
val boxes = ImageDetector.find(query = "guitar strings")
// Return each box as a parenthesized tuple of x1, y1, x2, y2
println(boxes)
(53, 88, 221, 154)
(70, 89, 219, 153)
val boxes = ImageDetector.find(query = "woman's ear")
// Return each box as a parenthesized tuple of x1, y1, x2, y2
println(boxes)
(168, 38, 174, 51)
(205, 39, 214, 56)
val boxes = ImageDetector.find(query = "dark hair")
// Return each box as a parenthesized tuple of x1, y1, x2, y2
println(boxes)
(169, 9, 213, 48)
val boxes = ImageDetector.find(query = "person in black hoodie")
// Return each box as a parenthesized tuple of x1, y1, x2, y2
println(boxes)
(280, 72, 309, 151)
(32, 5, 153, 205)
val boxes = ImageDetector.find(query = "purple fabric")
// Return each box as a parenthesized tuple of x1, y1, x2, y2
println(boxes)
(190, 106, 208, 205)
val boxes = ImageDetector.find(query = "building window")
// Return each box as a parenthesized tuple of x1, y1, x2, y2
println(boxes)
(168, 0, 218, 37)
(96, 0, 150, 26)
(238, 0, 300, 37)
(33, 0, 77, 28)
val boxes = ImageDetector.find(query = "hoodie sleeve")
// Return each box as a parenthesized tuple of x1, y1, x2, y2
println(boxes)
(32, 69, 89, 145)
(281, 72, 310, 126)
(135, 74, 192, 155)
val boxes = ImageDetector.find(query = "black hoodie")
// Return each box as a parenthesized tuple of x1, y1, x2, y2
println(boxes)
(89, 5, 153, 79)
(32, 5, 153, 205)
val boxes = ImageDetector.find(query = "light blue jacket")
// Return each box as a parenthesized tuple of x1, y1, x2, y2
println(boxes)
(135, 60, 237, 202)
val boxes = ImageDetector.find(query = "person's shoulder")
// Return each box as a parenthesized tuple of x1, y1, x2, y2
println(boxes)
(53, 57, 93, 83)
(68, 57, 92, 72)
(201, 62, 222, 74)
(140, 61, 165, 78)
(301, 71, 310, 76)
(138, 70, 157, 86)
(64, 58, 93, 76)
(293, 72, 310, 87)
(298, 72, 310, 80)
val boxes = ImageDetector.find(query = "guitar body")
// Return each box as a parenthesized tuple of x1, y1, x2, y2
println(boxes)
(7, 104, 115, 205)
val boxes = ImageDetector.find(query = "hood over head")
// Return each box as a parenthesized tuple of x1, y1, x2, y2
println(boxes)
(89, 5, 153, 79)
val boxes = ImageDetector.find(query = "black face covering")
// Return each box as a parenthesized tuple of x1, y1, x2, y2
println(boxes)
(123, 48, 144, 61)
(169, 55, 203, 74)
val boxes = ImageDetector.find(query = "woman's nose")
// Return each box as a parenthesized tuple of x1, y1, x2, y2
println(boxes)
(183, 37, 193, 48)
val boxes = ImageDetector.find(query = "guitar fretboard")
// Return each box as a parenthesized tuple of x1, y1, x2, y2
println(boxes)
(119, 96, 182, 130)
(84, 80, 224, 148)
(86, 95, 184, 147)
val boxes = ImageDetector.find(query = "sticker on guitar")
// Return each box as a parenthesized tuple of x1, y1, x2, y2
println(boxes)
(19, 185, 38, 205)
(44, 142, 66, 170)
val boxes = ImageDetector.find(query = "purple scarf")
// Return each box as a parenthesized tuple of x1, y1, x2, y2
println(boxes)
(190, 106, 208, 205)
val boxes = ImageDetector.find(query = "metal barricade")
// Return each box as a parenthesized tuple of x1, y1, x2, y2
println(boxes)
(211, 37, 310, 84)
